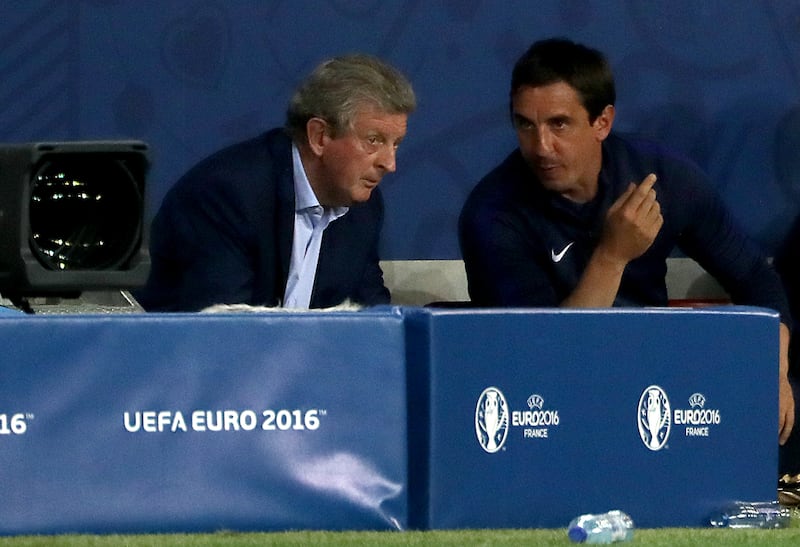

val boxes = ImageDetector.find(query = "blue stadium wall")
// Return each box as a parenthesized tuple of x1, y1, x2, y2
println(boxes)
(1, 1, 798, 260)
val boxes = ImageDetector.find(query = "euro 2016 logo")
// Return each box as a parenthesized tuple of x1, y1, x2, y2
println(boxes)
(637, 385, 671, 451)
(475, 387, 509, 453)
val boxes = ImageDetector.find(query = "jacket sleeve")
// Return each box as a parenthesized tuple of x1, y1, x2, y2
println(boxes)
(675, 167, 791, 324)
(137, 172, 259, 312)
(354, 191, 391, 306)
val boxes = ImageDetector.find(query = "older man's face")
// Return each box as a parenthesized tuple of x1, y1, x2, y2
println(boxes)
(315, 105, 408, 207)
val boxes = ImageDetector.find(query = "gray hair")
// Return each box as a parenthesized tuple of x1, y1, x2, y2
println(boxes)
(285, 54, 416, 144)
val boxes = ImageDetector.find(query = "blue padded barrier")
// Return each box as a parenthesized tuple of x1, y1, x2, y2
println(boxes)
(405, 307, 779, 529)
(0, 309, 408, 535)
(0, 306, 781, 533)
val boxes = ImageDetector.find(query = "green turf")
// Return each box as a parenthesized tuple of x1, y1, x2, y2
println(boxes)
(3, 527, 800, 546)
(0, 508, 796, 546)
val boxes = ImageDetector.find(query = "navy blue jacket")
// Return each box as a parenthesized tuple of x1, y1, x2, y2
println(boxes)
(459, 133, 790, 322)
(137, 129, 389, 311)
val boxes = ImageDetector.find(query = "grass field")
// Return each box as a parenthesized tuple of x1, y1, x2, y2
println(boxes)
(0, 508, 795, 546)
(3, 525, 800, 546)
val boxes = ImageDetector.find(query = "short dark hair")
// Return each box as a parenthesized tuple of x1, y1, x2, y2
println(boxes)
(286, 54, 416, 144)
(511, 38, 615, 122)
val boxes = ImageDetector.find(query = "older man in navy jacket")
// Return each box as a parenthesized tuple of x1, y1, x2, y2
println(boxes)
(137, 55, 415, 312)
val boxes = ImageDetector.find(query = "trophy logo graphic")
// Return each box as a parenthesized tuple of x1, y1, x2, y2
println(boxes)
(637, 385, 671, 451)
(475, 387, 509, 453)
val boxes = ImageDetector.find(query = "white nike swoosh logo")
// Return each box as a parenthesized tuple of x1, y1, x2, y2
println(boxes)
(551, 242, 574, 263)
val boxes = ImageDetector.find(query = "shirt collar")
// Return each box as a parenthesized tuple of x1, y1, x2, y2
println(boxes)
(291, 144, 349, 219)
(291, 143, 321, 212)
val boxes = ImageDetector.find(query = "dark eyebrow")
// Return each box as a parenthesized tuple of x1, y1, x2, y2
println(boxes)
(512, 113, 534, 125)
(548, 114, 571, 125)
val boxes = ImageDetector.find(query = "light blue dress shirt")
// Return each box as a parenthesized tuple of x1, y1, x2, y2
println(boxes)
(282, 144, 348, 308)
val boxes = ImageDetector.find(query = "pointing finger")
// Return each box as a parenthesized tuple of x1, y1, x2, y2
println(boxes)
(639, 173, 657, 193)
(625, 173, 658, 210)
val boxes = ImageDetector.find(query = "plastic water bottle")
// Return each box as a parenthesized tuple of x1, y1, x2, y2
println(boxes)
(709, 501, 791, 528)
(567, 510, 634, 543)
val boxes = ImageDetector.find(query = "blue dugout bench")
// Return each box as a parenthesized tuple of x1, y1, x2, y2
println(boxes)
(0, 306, 779, 533)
